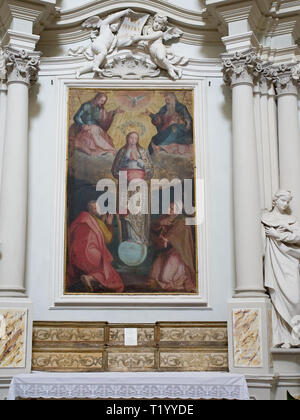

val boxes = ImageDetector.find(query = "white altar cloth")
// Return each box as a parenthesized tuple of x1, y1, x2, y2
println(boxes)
(7, 372, 250, 400)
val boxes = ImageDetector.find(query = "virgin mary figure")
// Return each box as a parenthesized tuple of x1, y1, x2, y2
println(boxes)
(262, 190, 300, 348)
(112, 132, 154, 246)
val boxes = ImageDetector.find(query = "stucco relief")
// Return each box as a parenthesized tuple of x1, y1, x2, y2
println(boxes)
(4, 48, 40, 85)
(271, 64, 300, 96)
(70, 9, 188, 80)
(222, 50, 262, 87)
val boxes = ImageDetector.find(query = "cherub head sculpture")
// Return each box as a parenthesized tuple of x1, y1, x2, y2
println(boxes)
(153, 14, 168, 32)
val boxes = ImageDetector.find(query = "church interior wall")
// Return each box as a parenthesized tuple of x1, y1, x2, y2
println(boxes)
(26, 72, 234, 323)
(1, 0, 300, 401)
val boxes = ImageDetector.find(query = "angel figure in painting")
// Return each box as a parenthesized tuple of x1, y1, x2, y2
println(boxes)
(76, 9, 132, 78)
(130, 14, 188, 80)
(262, 190, 300, 349)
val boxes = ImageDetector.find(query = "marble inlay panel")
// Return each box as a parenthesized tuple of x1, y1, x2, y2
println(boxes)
(233, 309, 263, 368)
(0, 310, 27, 368)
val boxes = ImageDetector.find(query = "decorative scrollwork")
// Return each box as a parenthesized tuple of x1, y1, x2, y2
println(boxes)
(272, 63, 300, 95)
(222, 50, 262, 87)
(72, 9, 188, 80)
(4, 48, 40, 85)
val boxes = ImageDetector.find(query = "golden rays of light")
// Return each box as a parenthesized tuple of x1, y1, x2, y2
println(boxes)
(69, 89, 193, 151)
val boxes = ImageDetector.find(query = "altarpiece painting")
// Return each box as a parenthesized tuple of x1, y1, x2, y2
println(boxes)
(64, 87, 199, 296)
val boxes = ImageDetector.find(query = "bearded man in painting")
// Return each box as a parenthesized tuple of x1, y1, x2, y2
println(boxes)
(67, 201, 124, 293)
(70, 92, 124, 157)
(145, 92, 193, 155)
(148, 202, 196, 293)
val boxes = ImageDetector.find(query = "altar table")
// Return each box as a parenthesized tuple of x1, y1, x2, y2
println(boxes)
(7, 372, 250, 400)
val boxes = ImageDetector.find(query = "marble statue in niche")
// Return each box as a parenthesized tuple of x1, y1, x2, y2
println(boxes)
(262, 190, 300, 348)
(71, 9, 188, 80)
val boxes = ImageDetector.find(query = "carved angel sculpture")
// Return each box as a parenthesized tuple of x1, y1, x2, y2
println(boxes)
(130, 14, 188, 80)
(75, 9, 132, 78)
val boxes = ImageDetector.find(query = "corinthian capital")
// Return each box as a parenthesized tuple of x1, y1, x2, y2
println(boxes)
(222, 49, 262, 87)
(4, 48, 40, 85)
(272, 63, 300, 96)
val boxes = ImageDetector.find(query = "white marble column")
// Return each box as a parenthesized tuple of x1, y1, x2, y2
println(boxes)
(253, 82, 265, 208)
(223, 51, 272, 375)
(275, 64, 300, 218)
(253, 73, 279, 212)
(0, 82, 7, 188)
(267, 82, 279, 198)
(0, 48, 7, 190)
(0, 48, 40, 297)
(259, 77, 273, 210)
(223, 50, 265, 298)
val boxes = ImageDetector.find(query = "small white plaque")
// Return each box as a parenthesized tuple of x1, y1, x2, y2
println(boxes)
(124, 328, 138, 346)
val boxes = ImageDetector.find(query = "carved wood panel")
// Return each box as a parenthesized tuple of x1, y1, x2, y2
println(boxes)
(32, 322, 228, 372)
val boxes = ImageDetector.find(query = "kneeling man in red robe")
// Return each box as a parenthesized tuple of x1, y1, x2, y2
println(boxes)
(67, 201, 124, 293)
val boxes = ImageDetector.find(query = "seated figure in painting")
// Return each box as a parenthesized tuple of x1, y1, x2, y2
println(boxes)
(67, 201, 124, 293)
(148, 202, 196, 293)
(69, 92, 124, 157)
(144, 92, 193, 155)
(112, 131, 154, 245)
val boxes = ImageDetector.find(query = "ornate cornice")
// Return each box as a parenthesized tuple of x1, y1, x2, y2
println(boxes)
(4, 48, 40, 85)
(222, 49, 262, 87)
(39, 0, 221, 49)
(0, 0, 58, 36)
(55, 0, 206, 29)
(102, 53, 161, 80)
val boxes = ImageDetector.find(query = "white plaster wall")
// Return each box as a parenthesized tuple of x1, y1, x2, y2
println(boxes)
(16, 0, 234, 323)
(26, 74, 234, 323)
(298, 95, 300, 127)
